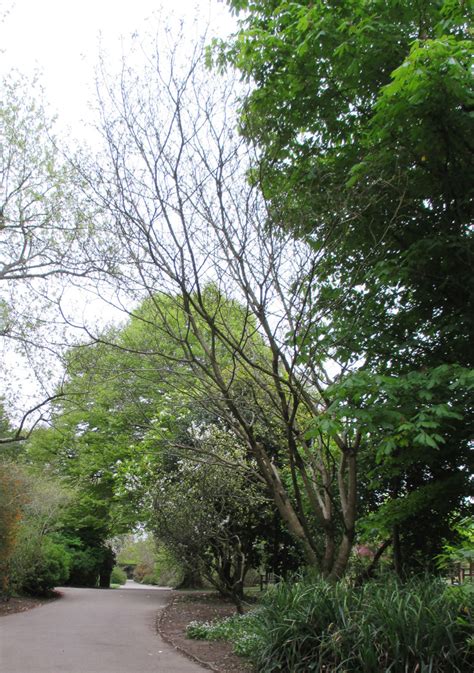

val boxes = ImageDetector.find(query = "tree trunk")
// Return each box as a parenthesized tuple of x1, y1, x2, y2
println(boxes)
(99, 547, 115, 588)
(176, 567, 204, 589)
(258, 448, 320, 568)
(321, 528, 336, 575)
(393, 525, 403, 577)
(328, 529, 355, 581)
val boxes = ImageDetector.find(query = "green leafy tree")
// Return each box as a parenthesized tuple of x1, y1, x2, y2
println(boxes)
(217, 0, 474, 571)
(23, 366, 135, 588)
(146, 422, 271, 613)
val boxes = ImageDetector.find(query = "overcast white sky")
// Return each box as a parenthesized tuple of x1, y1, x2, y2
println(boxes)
(0, 1, 238, 421)
(0, 0, 235, 134)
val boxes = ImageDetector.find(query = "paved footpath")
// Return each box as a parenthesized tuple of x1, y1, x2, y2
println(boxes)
(0, 581, 205, 673)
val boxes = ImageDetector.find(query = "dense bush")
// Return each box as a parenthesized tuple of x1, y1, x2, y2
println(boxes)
(188, 575, 474, 672)
(13, 538, 70, 596)
(110, 566, 127, 585)
(65, 544, 104, 586)
(133, 562, 154, 583)
(257, 575, 474, 672)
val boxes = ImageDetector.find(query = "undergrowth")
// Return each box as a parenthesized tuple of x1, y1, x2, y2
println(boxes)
(186, 610, 265, 657)
(186, 575, 474, 672)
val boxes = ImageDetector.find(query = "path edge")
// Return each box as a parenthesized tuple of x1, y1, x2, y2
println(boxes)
(156, 594, 220, 673)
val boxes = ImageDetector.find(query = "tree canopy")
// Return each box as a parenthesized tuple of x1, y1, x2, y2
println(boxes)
(1, 6, 472, 592)
(214, 0, 474, 571)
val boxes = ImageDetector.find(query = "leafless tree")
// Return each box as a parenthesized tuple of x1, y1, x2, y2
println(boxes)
(81, 35, 360, 579)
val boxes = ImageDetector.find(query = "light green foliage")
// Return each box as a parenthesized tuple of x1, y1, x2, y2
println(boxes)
(223, 575, 474, 672)
(437, 517, 474, 569)
(23, 332, 149, 585)
(25, 420, 119, 587)
(115, 535, 179, 586)
(110, 565, 127, 585)
(116, 536, 157, 566)
(6, 469, 72, 595)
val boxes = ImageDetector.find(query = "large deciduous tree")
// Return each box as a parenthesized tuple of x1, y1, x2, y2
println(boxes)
(74, 36, 375, 579)
(215, 0, 473, 571)
(23, 341, 139, 588)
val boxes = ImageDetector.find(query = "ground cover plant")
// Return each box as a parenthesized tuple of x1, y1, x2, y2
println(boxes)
(186, 575, 474, 672)
(187, 609, 265, 658)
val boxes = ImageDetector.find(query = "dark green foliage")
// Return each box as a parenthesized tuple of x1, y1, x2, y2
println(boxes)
(62, 539, 111, 587)
(210, 575, 473, 672)
(16, 538, 70, 597)
(218, 0, 474, 570)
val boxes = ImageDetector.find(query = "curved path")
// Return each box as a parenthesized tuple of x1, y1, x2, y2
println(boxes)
(0, 581, 205, 673)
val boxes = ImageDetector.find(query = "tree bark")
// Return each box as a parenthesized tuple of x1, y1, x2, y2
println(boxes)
(393, 525, 403, 577)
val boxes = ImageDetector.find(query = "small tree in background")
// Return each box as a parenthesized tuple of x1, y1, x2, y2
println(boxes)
(150, 423, 271, 613)
(0, 462, 26, 599)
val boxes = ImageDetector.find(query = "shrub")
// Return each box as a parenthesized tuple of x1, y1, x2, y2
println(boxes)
(187, 575, 474, 671)
(110, 566, 127, 585)
(14, 538, 70, 596)
(140, 573, 157, 585)
(65, 544, 103, 586)
(133, 562, 154, 583)
(246, 574, 474, 672)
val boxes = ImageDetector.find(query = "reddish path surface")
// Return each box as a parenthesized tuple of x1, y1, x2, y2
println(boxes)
(0, 583, 206, 673)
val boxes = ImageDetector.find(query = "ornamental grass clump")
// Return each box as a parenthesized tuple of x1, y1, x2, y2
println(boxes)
(248, 575, 473, 672)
